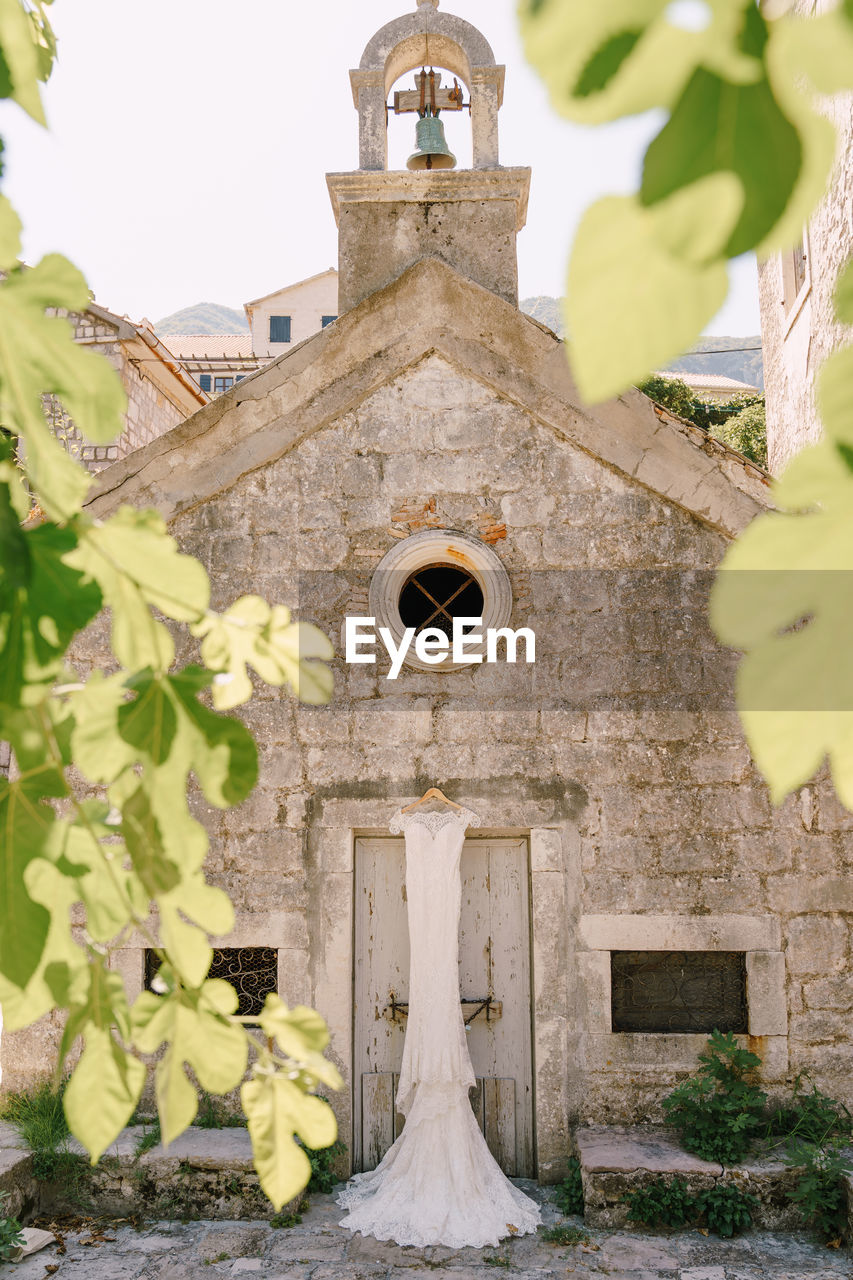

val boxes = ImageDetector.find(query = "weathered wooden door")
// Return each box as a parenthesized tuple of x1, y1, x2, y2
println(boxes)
(353, 836, 533, 1175)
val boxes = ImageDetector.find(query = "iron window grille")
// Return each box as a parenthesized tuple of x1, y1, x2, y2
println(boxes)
(610, 950, 748, 1034)
(398, 563, 484, 640)
(145, 947, 278, 1019)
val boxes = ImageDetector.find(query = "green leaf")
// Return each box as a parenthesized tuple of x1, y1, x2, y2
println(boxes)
(51, 814, 144, 943)
(132, 984, 248, 1145)
(641, 66, 801, 257)
(0, 256, 125, 518)
(169, 666, 258, 806)
(566, 175, 743, 402)
(0, 764, 63, 987)
(158, 899, 213, 988)
(72, 509, 209, 670)
(0, 846, 87, 1027)
(518, 0, 759, 125)
(761, 19, 839, 254)
(0, 0, 49, 121)
(259, 995, 330, 1056)
(258, 995, 343, 1092)
(818, 345, 853, 447)
(710, 477, 853, 805)
(193, 596, 333, 711)
(835, 258, 853, 326)
(121, 786, 182, 898)
(118, 674, 177, 766)
(0, 522, 102, 706)
(769, 7, 853, 97)
(64, 1026, 145, 1163)
(242, 1073, 337, 1210)
(70, 673, 137, 783)
(0, 194, 22, 270)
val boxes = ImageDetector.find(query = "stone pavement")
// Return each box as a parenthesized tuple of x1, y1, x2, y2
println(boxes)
(5, 1183, 851, 1280)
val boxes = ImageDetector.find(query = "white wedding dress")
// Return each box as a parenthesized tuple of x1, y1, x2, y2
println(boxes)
(337, 804, 541, 1248)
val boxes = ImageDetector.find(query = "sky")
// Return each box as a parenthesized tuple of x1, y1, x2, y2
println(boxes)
(0, 0, 760, 334)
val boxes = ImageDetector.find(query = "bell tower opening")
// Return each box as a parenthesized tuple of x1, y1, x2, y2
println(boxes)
(327, 0, 531, 312)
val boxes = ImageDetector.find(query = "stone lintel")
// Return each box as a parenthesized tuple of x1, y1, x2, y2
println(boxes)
(579, 913, 782, 952)
(326, 167, 531, 231)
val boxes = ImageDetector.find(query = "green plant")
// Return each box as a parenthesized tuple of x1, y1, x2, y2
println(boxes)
(0, 1078, 78, 1180)
(709, 398, 767, 468)
(0, 1192, 24, 1262)
(695, 1183, 758, 1238)
(553, 1156, 584, 1216)
(662, 1031, 767, 1165)
(271, 1198, 306, 1228)
(622, 1176, 697, 1231)
(769, 1075, 853, 1146)
(784, 1136, 853, 1243)
(194, 1092, 246, 1130)
(134, 1118, 161, 1157)
(484, 1253, 511, 1265)
(304, 1137, 346, 1194)
(0, 0, 341, 1215)
(540, 1224, 589, 1245)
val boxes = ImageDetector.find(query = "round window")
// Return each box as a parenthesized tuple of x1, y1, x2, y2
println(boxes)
(398, 564, 485, 639)
(368, 529, 512, 672)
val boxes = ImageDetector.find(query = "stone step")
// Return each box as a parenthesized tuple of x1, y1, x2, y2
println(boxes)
(0, 1124, 295, 1222)
(576, 1124, 853, 1233)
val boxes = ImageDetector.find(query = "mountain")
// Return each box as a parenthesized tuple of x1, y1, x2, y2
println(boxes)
(663, 335, 764, 391)
(154, 302, 249, 336)
(521, 296, 565, 336)
(519, 296, 764, 390)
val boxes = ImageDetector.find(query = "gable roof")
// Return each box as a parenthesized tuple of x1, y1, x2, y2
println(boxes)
(86, 258, 769, 538)
(243, 268, 338, 309)
(161, 334, 255, 360)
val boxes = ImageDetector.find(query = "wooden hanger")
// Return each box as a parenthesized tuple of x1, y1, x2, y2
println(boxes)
(401, 787, 463, 814)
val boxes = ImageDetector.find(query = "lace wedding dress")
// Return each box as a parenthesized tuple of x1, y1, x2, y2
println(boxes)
(337, 805, 541, 1248)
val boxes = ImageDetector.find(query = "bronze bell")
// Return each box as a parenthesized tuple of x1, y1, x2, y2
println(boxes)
(407, 115, 456, 171)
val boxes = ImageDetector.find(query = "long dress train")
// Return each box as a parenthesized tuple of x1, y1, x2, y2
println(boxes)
(337, 805, 541, 1248)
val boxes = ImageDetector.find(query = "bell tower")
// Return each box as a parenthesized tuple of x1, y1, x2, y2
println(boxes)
(327, 0, 531, 313)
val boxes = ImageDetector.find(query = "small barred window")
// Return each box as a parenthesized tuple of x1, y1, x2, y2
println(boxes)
(611, 951, 747, 1034)
(145, 947, 278, 1019)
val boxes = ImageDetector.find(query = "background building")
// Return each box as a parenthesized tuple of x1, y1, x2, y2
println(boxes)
(48, 301, 207, 473)
(757, 0, 853, 473)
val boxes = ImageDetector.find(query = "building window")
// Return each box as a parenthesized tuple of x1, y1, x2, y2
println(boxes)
(145, 947, 277, 1018)
(269, 315, 292, 343)
(321, 315, 337, 328)
(781, 232, 810, 318)
(369, 529, 512, 673)
(214, 376, 234, 394)
(611, 951, 748, 1035)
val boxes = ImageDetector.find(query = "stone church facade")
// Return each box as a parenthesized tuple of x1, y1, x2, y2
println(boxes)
(5, 2, 852, 1183)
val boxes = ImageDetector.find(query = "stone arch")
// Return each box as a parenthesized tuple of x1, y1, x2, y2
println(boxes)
(349, 8, 504, 171)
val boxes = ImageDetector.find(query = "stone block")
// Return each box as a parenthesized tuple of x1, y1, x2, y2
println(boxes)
(802, 973, 853, 1010)
(746, 951, 787, 1036)
(353, 698, 432, 745)
(785, 915, 849, 975)
(530, 827, 562, 872)
(577, 951, 611, 1034)
(578, 912, 781, 951)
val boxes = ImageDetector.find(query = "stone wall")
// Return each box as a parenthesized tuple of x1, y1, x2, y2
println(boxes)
(156, 353, 851, 1151)
(7, 346, 850, 1176)
(46, 310, 190, 474)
